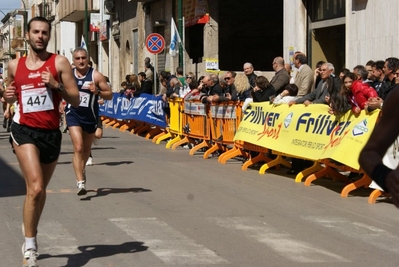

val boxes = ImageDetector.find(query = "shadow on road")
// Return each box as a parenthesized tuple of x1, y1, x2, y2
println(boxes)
(80, 187, 152, 201)
(39, 241, 148, 267)
(0, 156, 26, 198)
(91, 146, 117, 151)
(94, 160, 134, 166)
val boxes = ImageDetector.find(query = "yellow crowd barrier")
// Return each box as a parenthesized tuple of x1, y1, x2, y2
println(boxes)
(102, 98, 388, 204)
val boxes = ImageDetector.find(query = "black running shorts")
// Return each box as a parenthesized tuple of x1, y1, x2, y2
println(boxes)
(10, 123, 62, 164)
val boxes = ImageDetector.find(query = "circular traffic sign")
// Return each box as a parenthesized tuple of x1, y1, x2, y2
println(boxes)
(146, 33, 165, 54)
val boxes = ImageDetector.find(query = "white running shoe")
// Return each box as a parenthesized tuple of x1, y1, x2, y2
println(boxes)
(77, 181, 87, 196)
(22, 243, 39, 267)
(86, 157, 93, 166)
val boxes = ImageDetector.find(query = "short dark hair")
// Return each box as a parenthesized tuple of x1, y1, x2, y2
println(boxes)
(284, 84, 298, 96)
(295, 54, 308, 65)
(176, 67, 184, 75)
(227, 71, 237, 78)
(316, 60, 325, 69)
(255, 76, 270, 89)
(372, 60, 385, 71)
(138, 72, 146, 78)
(27, 16, 51, 33)
(385, 57, 399, 72)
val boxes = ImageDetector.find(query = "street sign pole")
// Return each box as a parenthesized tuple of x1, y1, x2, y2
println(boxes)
(145, 33, 165, 95)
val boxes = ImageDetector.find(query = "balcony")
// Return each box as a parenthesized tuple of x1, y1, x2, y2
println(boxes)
(58, 0, 98, 22)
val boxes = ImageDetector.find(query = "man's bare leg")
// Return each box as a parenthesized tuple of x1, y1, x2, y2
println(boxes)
(13, 143, 57, 245)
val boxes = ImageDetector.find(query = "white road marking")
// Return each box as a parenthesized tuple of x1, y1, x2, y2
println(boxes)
(110, 217, 228, 265)
(211, 217, 350, 263)
(38, 220, 79, 255)
(303, 216, 399, 253)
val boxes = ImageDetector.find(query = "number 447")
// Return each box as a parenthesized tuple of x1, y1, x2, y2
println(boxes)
(27, 95, 47, 106)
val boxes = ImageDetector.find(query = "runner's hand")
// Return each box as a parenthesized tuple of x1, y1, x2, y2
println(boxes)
(4, 81, 16, 103)
(42, 67, 59, 89)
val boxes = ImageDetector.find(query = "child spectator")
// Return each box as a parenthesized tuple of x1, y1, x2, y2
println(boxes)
(273, 84, 299, 105)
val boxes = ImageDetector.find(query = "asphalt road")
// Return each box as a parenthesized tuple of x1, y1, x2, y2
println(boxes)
(1, 121, 399, 267)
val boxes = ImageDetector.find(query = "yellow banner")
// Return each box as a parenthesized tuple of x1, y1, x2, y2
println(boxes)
(234, 103, 380, 170)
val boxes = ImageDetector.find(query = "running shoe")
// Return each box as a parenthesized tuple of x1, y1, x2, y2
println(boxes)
(86, 157, 93, 166)
(22, 243, 39, 267)
(77, 181, 87, 196)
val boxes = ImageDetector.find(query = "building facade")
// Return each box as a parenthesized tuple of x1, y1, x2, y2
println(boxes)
(1, 0, 398, 88)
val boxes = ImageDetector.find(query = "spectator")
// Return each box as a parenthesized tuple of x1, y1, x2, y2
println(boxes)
(251, 76, 275, 102)
(202, 74, 224, 103)
(339, 68, 350, 80)
(291, 62, 336, 106)
(168, 77, 182, 99)
(365, 60, 376, 87)
(235, 73, 252, 102)
(243, 76, 275, 110)
(371, 60, 385, 93)
(243, 62, 257, 89)
(270, 56, 290, 95)
(273, 84, 299, 105)
(176, 66, 185, 85)
(314, 60, 326, 87)
(129, 74, 141, 91)
(293, 53, 314, 97)
(119, 81, 127, 95)
(185, 72, 196, 88)
(284, 63, 295, 84)
(124, 84, 134, 100)
(135, 72, 153, 96)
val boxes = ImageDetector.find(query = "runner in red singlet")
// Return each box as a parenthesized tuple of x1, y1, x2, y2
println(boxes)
(4, 17, 80, 267)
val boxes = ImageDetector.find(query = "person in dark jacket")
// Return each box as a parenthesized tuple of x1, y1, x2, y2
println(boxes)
(251, 75, 275, 102)
(134, 72, 153, 96)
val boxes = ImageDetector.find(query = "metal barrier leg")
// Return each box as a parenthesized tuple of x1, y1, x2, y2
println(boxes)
(152, 130, 168, 143)
(156, 132, 172, 144)
(130, 123, 146, 134)
(145, 127, 162, 140)
(341, 174, 371, 197)
(303, 166, 330, 186)
(242, 152, 271, 171)
(368, 189, 388, 204)
(105, 119, 117, 128)
(295, 162, 322, 183)
(219, 147, 245, 164)
(203, 143, 219, 159)
(259, 155, 291, 174)
(166, 134, 181, 149)
(190, 140, 210, 156)
(218, 147, 238, 163)
(136, 124, 151, 136)
(171, 136, 189, 150)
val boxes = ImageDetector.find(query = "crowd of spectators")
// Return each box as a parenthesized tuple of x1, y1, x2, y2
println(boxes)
(118, 54, 399, 172)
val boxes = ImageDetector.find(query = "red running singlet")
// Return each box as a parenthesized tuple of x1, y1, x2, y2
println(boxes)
(13, 53, 62, 130)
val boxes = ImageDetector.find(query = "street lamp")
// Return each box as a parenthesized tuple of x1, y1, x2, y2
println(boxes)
(0, 10, 11, 58)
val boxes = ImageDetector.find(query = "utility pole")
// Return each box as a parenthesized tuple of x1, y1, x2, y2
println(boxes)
(84, 0, 89, 54)
(178, 0, 183, 68)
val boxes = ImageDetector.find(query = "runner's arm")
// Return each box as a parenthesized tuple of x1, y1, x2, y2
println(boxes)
(56, 55, 80, 107)
(93, 71, 112, 100)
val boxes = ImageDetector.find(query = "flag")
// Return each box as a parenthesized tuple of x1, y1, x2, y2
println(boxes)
(169, 17, 181, 57)
(80, 35, 87, 50)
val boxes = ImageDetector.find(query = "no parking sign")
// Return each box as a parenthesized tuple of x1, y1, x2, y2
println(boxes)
(146, 33, 165, 55)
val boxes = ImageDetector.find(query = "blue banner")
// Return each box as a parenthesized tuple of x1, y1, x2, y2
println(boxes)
(99, 93, 167, 127)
